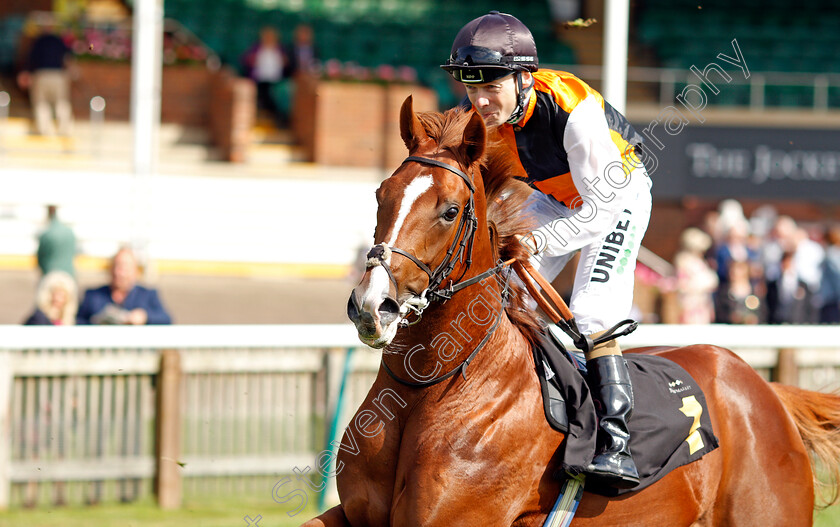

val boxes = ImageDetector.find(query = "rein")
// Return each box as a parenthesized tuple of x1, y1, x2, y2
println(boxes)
(514, 258, 638, 354)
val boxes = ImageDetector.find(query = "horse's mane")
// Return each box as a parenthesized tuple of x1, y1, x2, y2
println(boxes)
(417, 108, 542, 341)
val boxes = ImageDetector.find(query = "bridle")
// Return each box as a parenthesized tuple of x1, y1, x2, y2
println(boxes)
(365, 155, 512, 388)
(391, 156, 477, 303)
(365, 156, 508, 325)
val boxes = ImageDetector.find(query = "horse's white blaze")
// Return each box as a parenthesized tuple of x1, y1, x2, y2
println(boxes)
(359, 175, 433, 331)
(362, 265, 391, 317)
(386, 175, 433, 247)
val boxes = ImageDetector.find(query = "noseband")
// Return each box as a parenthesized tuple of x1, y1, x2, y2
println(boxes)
(365, 156, 505, 325)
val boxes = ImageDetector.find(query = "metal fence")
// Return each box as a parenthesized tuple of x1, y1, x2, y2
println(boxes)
(0, 323, 838, 509)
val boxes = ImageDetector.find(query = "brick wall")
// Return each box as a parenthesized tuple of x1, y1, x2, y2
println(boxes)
(161, 66, 214, 127)
(70, 61, 214, 127)
(69, 61, 253, 160)
(293, 76, 438, 169)
(313, 81, 386, 167)
(0, 0, 50, 17)
(71, 62, 131, 120)
(209, 68, 255, 162)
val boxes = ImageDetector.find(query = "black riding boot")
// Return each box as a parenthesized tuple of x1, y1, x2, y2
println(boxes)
(585, 354, 640, 489)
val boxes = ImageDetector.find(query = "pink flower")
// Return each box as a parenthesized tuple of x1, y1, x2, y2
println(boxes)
(325, 59, 342, 78)
(397, 66, 417, 83)
(376, 64, 395, 81)
(72, 41, 88, 55)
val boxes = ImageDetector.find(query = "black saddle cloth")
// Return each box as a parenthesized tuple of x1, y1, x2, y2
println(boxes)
(533, 329, 719, 496)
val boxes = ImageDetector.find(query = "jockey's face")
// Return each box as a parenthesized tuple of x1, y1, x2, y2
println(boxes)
(464, 72, 526, 127)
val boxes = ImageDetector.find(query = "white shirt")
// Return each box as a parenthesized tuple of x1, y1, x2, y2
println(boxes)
(253, 47, 283, 82)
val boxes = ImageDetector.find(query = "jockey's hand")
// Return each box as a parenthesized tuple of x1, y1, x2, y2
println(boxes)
(515, 234, 540, 255)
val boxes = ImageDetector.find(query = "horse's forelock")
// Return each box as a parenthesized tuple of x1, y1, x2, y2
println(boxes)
(415, 108, 474, 165)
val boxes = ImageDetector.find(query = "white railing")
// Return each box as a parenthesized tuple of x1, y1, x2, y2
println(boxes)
(3, 323, 838, 352)
(0, 324, 838, 509)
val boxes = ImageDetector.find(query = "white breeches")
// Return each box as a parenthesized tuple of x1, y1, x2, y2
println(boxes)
(523, 168, 652, 335)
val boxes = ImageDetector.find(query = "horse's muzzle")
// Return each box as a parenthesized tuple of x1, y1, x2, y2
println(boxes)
(347, 289, 401, 347)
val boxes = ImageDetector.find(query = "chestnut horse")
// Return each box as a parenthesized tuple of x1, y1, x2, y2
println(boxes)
(302, 97, 840, 527)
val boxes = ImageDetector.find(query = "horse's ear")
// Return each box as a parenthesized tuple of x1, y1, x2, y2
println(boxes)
(400, 95, 428, 151)
(461, 110, 486, 165)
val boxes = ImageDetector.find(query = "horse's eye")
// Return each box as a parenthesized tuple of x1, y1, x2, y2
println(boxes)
(442, 206, 459, 222)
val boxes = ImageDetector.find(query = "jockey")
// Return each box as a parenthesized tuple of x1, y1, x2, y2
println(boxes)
(442, 11, 652, 489)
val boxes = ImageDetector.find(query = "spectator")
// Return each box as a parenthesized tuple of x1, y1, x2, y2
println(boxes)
(714, 220, 757, 290)
(701, 209, 721, 248)
(718, 260, 764, 325)
(17, 24, 75, 136)
(766, 251, 817, 324)
(674, 227, 718, 324)
(241, 26, 291, 128)
(289, 24, 319, 76)
(791, 226, 824, 296)
(820, 224, 840, 323)
(716, 199, 748, 243)
(76, 247, 172, 325)
(761, 215, 798, 283)
(23, 270, 78, 325)
(748, 204, 777, 244)
(37, 204, 76, 278)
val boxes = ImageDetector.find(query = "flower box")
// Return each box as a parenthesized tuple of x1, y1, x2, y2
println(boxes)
(292, 75, 438, 170)
(70, 61, 215, 128)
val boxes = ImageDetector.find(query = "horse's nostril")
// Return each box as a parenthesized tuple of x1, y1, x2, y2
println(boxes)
(347, 293, 360, 323)
(378, 297, 400, 326)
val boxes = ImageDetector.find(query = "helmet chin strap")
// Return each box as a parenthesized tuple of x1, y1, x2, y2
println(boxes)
(505, 71, 535, 125)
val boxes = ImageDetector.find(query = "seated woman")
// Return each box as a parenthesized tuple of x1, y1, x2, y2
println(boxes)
(24, 270, 78, 325)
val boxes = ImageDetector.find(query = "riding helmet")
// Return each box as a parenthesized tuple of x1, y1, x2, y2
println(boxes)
(441, 11, 539, 84)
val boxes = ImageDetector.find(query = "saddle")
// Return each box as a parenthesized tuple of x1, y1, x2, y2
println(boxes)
(533, 327, 719, 496)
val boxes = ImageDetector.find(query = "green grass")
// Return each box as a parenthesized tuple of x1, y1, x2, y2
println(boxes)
(0, 495, 318, 527)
